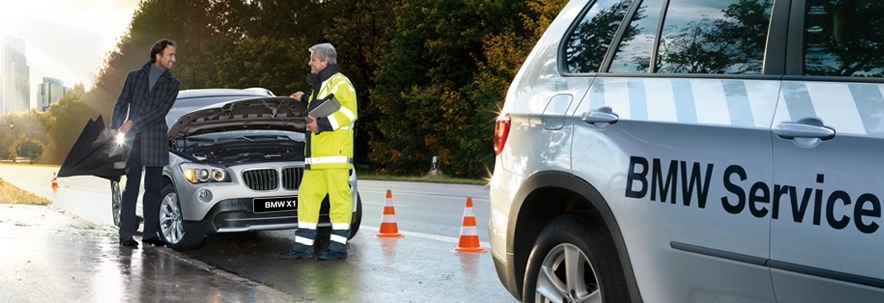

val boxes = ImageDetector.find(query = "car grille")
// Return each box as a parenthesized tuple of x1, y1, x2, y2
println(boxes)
(282, 167, 304, 190)
(242, 169, 279, 191)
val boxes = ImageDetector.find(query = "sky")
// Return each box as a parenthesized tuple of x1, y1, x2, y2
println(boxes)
(0, 0, 140, 108)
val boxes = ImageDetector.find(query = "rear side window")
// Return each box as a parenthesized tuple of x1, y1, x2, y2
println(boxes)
(608, 0, 773, 74)
(654, 0, 772, 74)
(804, 1, 884, 77)
(609, 0, 666, 73)
(564, 0, 633, 74)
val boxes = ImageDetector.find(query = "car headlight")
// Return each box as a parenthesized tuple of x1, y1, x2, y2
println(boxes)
(180, 164, 230, 184)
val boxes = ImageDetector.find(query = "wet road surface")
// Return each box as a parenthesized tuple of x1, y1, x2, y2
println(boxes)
(183, 228, 504, 302)
(0, 165, 518, 302)
(0, 204, 294, 302)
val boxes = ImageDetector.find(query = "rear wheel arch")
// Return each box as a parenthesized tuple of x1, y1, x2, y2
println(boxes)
(509, 171, 642, 302)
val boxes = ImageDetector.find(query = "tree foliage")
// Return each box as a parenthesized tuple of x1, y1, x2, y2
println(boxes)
(5, 0, 566, 178)
(371, 0, 539, 177)
(40, 85, 92, 164)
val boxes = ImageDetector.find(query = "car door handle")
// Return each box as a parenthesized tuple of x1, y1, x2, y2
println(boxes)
(773, 118, 835, 140)
(581, 107, 619, 124)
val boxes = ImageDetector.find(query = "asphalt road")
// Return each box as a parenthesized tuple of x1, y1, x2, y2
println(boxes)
(0, 164, 517, 302)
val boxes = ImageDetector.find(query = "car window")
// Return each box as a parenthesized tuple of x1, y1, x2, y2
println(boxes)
(564, 0, 633, 74)
(653, 0, 772, 74)
(804, 0, 884, 77)
(608, 0, 665, 73)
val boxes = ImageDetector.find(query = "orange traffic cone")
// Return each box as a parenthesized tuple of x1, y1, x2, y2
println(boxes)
(51, 172, 59, 190)
(453, 197, 486, 253)
(376, 189, 404, 238)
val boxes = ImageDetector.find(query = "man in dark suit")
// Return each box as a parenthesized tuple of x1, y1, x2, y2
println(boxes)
(111, 39, 181, 247)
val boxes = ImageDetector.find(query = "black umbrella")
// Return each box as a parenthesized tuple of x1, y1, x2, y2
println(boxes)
(57, 115, 128, 181)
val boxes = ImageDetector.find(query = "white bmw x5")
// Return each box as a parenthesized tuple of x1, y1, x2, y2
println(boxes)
(490, 0, 884, 302)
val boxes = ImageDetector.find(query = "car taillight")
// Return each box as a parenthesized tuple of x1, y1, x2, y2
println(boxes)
(494, 113, 511, 155)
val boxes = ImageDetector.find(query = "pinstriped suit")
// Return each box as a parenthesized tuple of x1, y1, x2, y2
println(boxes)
(111, 61, 180, 240)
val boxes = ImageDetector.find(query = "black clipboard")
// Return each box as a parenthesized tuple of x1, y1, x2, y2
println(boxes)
(307, 94, 341, 117)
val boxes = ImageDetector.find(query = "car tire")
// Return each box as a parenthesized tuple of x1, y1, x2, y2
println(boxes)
(349, 193, 363, 239)
(111, 180, 122, 227)
(158, 184, 205, 251)
(522, 214, 629, 303)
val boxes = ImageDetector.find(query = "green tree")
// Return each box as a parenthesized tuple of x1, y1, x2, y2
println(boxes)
(372, 0, 532, 177)
(90, 0, 238, 122)
(78, 0, 568, 178)
(213, 35, 305, 95)
(1, 110, 48, 162)
(40, 85, 92, 164)
(9, 135, 43, 162)
(322, 0, 401, 165)
(466, 0, 568, 177)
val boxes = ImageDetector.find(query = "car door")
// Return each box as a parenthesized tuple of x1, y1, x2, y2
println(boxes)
(569, 0, 780, 301)
(770, 1, 884, 301)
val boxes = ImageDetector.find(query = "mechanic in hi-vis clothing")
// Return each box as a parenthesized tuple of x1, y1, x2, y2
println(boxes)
(280, 43, 358, 261)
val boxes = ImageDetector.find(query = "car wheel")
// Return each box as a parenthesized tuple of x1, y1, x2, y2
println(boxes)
(111, 180, 121, 227)
(522, 214, 629, 303)
(349, 193, 362, 239)
(158, 184, 204, 251)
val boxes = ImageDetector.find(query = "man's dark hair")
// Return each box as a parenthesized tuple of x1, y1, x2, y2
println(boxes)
(150, 39, 176, 63)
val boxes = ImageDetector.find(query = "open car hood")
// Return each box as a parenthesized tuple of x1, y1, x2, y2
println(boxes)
(168, 96, 308, 141)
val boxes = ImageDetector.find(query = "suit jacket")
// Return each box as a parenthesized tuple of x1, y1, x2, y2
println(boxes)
(111, 61, 181, 167)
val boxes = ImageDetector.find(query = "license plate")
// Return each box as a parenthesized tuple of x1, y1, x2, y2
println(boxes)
(253, 197, 297, 213)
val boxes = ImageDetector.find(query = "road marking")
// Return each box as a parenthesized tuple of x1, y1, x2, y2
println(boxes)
(360, 225, 491, 248)
(358, 188, 489, 201)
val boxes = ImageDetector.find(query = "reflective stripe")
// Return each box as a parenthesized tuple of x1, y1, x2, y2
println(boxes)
(329, 114, 340, 130)
(329, 234, 348, 244)
(327, 107, 356, 131)
(381, 215, 396, 223)
(460, 226, 478, 235)
(298, 222, 317, 230)
(305, 156, 353, 165)
(329, 77, 355, 96)
(295, 236, 314, 246)
(339, 107, 356, 122)
(331, 223, 351, 230)
(591, 77, 778, 128)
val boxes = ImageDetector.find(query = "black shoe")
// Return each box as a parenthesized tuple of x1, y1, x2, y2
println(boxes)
(142, 237, 168, 247)
(120, 236, 138, 247)
(317, 249, 347, 261)
(279, 247, 315, 260)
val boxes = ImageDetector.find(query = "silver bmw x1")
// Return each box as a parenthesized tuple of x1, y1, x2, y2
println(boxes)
(111, 88, 362, 251)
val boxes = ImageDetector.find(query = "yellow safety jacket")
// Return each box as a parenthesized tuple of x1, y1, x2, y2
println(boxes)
(304, 72, 357, 170)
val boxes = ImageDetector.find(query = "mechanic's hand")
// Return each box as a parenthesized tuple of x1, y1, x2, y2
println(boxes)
(119, 120, 134, 133)
(306, 115, 318, 133)
(290, 91, 305, 102)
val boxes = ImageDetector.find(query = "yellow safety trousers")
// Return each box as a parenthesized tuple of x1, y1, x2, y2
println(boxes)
(297, 168, 352, 227)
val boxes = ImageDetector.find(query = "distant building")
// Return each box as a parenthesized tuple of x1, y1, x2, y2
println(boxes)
(1, 36, 30, 114)
(38, 77, 69, 111)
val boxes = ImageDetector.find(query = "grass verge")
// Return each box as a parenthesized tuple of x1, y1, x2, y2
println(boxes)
(0, 179, 52, 205)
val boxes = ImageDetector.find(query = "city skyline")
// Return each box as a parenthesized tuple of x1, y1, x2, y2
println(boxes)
(0, 1, 139, 109)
